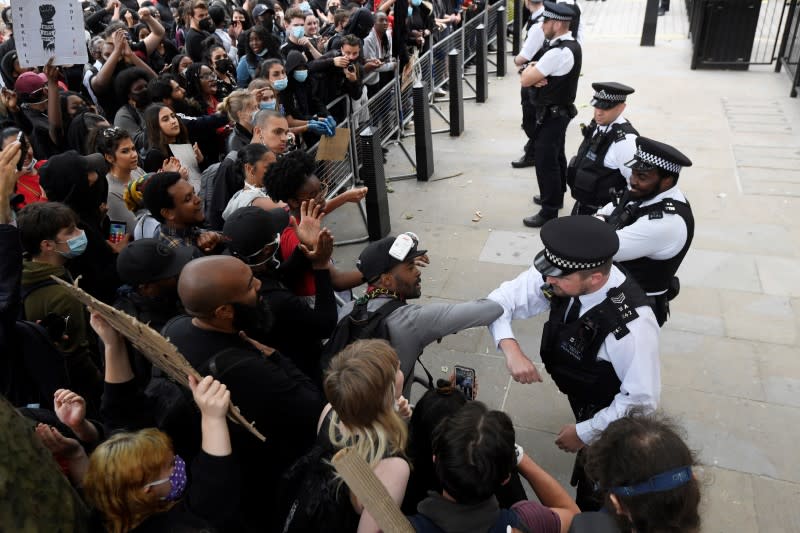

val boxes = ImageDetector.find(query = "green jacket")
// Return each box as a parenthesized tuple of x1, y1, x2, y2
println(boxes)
(21, 260, 89, 356)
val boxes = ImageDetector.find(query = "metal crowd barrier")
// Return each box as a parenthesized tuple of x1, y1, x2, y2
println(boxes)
(310, 0, 510, 241)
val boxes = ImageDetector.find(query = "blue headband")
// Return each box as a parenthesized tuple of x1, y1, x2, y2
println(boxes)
(608, 466, 693, 497)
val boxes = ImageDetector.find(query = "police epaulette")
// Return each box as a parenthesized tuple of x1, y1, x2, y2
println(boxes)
(607, 287, 641, 340)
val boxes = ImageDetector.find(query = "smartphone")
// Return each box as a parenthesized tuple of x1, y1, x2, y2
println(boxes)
(16, 131, 28, 172)
(454, 365, 476, 400)
(109, 221, 127, 244)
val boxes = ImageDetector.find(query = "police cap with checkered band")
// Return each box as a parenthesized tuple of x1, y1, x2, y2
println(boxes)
(533, 216, 619, 277)
(542, 0, 576, 20)
(590, 82, 635, 110)
(626, 136, 692, 176)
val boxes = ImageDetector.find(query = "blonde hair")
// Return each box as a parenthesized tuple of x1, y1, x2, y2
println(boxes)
(324, 339, 407, 469)
(83, 428, 176, 533)
(217, 89, 255, 122)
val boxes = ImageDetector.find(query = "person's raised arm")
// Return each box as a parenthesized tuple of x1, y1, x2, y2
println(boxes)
(53, 389, 100, 443)
(91, 29, 125, 93)
(322, 186, 367, 214)
(139, 7, 166, 56)
(188, 375, 232, 456)
(35, 424, 90, 487)
(44, 58, 63, 144)
(123, 37, 157, 78)
(516, 452, 579, 533)
(89, 311, 133, 384)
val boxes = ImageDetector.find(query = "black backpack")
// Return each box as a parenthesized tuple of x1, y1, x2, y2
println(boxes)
(320, 298, 406, 369)
(408, 509, 529, 533)
(144, 345, 260, 458)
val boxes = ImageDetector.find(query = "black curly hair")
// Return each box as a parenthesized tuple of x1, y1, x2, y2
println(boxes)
(264, 149, 316, 203)
(583, 408, 701, 533)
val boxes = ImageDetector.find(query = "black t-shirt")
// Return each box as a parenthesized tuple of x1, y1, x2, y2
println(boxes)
(185, 28, 211, 62)
(162, 316, 325, 529)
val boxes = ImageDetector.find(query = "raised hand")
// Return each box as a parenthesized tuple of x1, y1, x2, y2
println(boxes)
(88, 310, 124, 349)
(294, 199, 324, 247)
(36, 424, 84, 459)
(54, 389, 87, 429)
(299, 227, 333, 268)
(189, 375, 230, 420)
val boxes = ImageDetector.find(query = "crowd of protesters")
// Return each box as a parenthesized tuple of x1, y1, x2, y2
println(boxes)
(0, 0, 702, 531)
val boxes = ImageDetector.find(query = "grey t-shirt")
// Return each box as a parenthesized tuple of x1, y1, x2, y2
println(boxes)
(106, 170, 145, 235)
(336, 296, 503, 385)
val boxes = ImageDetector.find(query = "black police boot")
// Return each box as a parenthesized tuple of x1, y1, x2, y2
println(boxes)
(522, 211, 557, 228)
(511, 156, 536, 168)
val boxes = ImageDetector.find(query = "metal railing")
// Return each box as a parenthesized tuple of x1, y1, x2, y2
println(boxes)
(306, 1, 508, 241)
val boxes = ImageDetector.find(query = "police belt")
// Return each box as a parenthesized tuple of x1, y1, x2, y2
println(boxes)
(535, 104, 578, 124)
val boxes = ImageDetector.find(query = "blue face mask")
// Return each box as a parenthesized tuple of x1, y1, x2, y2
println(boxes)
(292, 26, 305, 39)
(407, 6, 413, 15)
(412, 0, 422, 6)
(260, 101, 277, 110)
(272, 77, 288, 91)
(299, 1, 311, 11)
(57, 230, 88, 259)
(293, 70, 308, 82)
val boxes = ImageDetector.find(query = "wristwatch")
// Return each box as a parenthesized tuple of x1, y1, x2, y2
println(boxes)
(514, 443, 524, 466)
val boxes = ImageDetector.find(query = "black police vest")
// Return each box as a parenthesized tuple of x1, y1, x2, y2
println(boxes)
(530, 38, 582, 107)
(618, 198, 695, 294)
(539, 275, 648, 408)
(525, 12, 544, 32)
(568, 120, 639, 206)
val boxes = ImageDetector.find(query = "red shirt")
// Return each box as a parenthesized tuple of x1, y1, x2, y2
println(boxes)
(14, 165, 47, 208)
(280, 225, 317, 296)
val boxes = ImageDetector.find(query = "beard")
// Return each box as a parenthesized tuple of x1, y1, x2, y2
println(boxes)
(231, 294, 274, 336)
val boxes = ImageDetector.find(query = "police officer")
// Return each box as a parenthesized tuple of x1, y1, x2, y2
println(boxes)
(567, 82, 638, 215)
(520, 1, 581, 228)
(511, 0, 546, 169)
(486, 215, 660, 510)
(597, 137, 694, 326)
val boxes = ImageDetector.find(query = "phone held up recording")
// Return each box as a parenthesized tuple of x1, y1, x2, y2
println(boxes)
(454, 365, 476, 401)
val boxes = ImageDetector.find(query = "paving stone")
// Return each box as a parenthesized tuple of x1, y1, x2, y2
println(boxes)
(662, 387, 800, 482)
(666, 286, 726, 336)
(503, 375, 576, 435)
(700, 467, 758, 533)
(478, 230, 543, 266)
(679, 249, 762, 293)
(660, 330, 764, 402)
(756, 255, 800, 297)
(752, 475, 800, 533)
(440, 260, 526, 301)
(756, 343, 800, 409)
(720, 291, 797, 345)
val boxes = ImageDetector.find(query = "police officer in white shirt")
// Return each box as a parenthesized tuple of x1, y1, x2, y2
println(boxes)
(567, 82, 638, 215)
(511, 0, 546, 169)
(486, 215, 660, 510)
(597, 137, 694, 326)
(520, 1, 582, 228)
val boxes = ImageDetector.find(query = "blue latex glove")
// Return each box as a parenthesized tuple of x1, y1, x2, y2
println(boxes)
(307, 119, 335, 137)
(324, 115, 337, 130)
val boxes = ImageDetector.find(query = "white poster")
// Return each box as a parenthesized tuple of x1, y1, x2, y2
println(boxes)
(12, 0, 88, 68)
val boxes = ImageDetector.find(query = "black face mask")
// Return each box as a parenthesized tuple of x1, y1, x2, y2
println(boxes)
(73, 105, 89, 117)
(215, 57, 234, 73)
(198, 17, 215, 32)
(231, 293, 273, 336)
(131, 89, 151, 108)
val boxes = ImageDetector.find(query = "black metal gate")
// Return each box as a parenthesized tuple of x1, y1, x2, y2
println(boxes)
(776, 0, 800, 96)
(689, 0, 795, 69)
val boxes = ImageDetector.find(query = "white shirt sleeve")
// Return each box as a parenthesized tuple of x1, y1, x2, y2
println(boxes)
(487, 268, 551, 347)
(520, 26, 545, 61)
(576, 306, 661, 444)
(603, 133, 637, 180)
(534, 45, 574, 77)
(613, 213, 688, 261)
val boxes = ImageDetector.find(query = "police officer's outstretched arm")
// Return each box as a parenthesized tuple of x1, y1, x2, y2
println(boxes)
(487, 268, 550, 384)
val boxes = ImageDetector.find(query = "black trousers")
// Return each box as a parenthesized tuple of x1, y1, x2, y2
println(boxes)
(568, 395, 607, 512)
(521, 88, 537, 159)
(533, 114, 571, 217)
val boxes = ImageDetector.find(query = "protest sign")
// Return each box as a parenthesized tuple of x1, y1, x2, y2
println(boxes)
(12, 0, 89, 68)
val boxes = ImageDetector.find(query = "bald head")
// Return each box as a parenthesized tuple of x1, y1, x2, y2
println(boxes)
(178, 256, 255, 316)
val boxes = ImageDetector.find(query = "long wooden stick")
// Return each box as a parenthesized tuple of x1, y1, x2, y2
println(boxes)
(50, 276, 265, 442)
(332, 448, 414, 533)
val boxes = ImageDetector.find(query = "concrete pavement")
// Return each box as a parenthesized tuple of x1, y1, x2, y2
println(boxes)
(325, 2, 800, 529)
